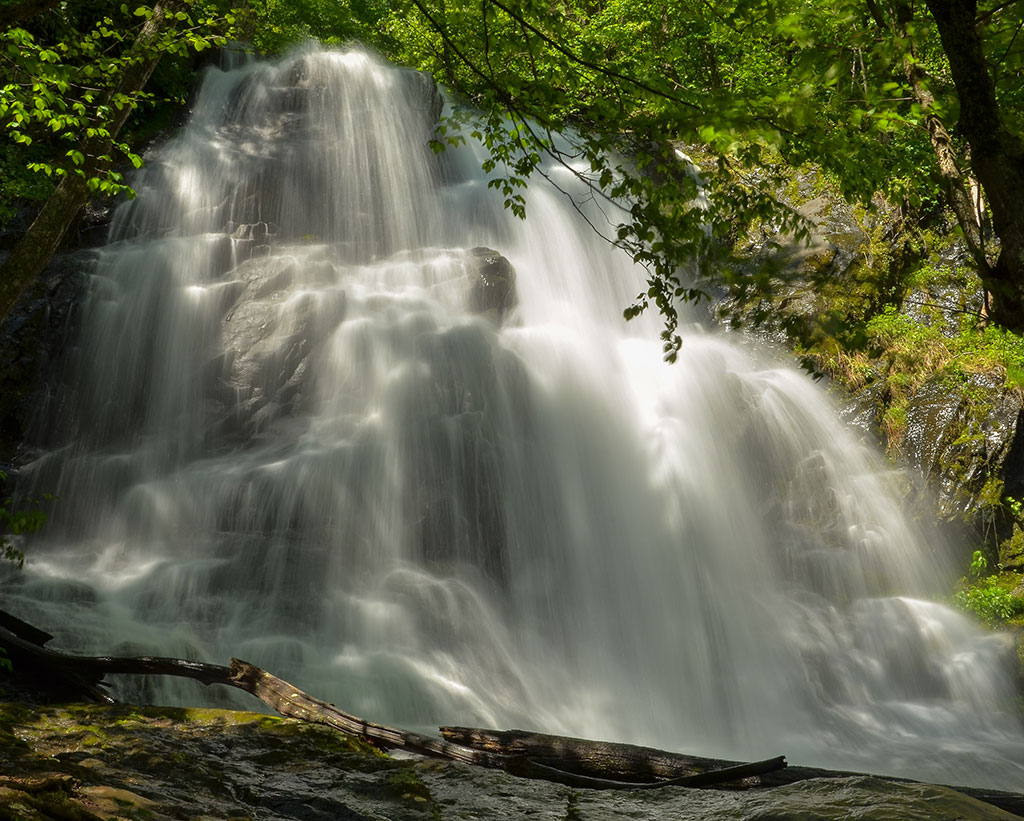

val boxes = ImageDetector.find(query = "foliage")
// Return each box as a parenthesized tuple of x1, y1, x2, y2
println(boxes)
(969, 548, 989, 580)
(7, 0, 1024, 347)
(793, 269, 1024, 450)
(345, 0, 1024, 348)
(377, 0, 852, 358)
(0, 0, 239, 218)
(954, 510, 1024, 627)
(0, 471, 50, 568)
(238, 0, 388, 54)
(865, 304, 1024, 386)
(953, 571, 1024, 627)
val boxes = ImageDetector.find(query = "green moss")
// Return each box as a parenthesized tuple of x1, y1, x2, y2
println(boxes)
(1001, 524, 1024, 571)
(565, 790, 584, 821)
(387, 766, 434, 804)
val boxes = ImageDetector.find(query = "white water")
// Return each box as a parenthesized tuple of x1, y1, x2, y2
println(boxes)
(5, 45, 1024, 790)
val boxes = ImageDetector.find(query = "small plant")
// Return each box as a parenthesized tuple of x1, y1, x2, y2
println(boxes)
(1, 470, 51, 568)
(954, 542, 1024, 627)
(969, 549, 988, 580)
(0, 648, 11, 674)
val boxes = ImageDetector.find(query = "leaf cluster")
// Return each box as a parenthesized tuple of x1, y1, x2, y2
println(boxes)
(1, 0, 239, 213)
(238, 0, 388, 54)
(954, 575, 1024, 626)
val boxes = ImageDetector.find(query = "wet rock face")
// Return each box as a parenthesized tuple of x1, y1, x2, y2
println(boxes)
(0, 704, 1018, 821)
(0, 194, 117, 467)
(711, 163, 1024, 544)
(715, 173, 874, 345)
(464, 247, 517, 323)
(0, 250, 91, 462)
(902, 373, 1024, 522)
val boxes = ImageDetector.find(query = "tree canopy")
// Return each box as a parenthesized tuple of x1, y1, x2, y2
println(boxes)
(376, 0, 1024, 346)
(3, 0, 1024, 346)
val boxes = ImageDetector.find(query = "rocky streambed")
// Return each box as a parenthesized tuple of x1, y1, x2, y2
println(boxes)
(0, 702, 1020, 821)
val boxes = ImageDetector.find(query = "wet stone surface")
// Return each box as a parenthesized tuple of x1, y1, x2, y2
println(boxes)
(0, 703, 1018, 820)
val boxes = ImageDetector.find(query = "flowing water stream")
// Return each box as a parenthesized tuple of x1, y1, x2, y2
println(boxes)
(5, 44, 1024, 791)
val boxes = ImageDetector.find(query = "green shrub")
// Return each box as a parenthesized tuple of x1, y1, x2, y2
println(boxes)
(953, 573, 1024, 626)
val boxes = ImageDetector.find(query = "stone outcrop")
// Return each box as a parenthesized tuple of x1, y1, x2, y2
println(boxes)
(715, 172, 877, 346)
(902, 374, 1024, 523)
(0, 703, 1018, 820)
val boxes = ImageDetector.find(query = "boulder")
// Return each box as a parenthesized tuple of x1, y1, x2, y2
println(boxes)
(464, 247, 517, 323)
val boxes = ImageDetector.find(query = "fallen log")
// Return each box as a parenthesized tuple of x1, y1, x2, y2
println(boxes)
(2, 611, 1021, 815)
(0, 617, 783, 790)
(441, 725, 754, 783)
(226, 658, 786, 790)
(0, 623, 232, 703)
(441, 726, 1024, 817)
(0, 609, 53, 647)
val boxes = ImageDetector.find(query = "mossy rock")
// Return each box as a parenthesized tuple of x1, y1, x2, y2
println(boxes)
(902, 373, 1023, 524)
(0, 703, 424, 820)
(1002, 526, 1024, 572)
(2, 703, 1022, 819)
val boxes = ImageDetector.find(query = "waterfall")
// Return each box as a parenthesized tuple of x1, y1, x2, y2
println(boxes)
(5, 43, 1024, 790)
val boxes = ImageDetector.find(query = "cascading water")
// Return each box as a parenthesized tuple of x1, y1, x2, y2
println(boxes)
(5, 43, 1024, 791)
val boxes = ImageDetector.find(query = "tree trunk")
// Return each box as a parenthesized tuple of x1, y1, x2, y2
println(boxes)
(902, 60, 990, 272)
(864, 0, 992, 283)
(925, 0, 1024, 328)
(0, 0, 179, 326)
(440, 725, 786, 785)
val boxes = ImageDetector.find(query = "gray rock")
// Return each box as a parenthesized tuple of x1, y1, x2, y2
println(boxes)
(0, 705, 1017, 821)
(715, 178, 872, 345)
(835, 379, 886, 444)
(0, 249, 91, 460)
(464, 247, 517, 323)
(903, 373, 1024, 522)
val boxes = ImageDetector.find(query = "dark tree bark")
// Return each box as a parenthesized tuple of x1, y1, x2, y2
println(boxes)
(0, 0, 180, 326)
(925, 0, 1024, 328)
(864, 0, 991, 278)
